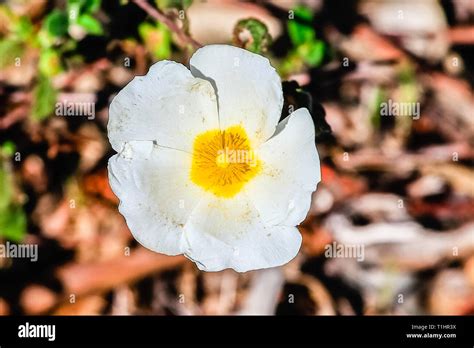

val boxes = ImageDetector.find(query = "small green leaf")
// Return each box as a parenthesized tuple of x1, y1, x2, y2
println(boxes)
(82, 0, 102, 13)
(0, 161, 27, 241)
(67, 2, 81, 23)
(39, 49, 62, 76)
(139, 22, 171, 60)
(13, 16, 34, 41)
(44, 10, 69, 37)
(279, 51, 304, 76)
(77, 14, 103, 35)
(292, 5, 313, 21)
(370, 87, 385, 129)
(233, 18, 272, 54)
(0, 39, 24, 68)
(37, 29, 56, 49)
(0, 204, 27, 242)
(0, 162, 12, 211)
(298, 40, 325, 66)
(287, 6, 315, 46)
(32, 74, 57, 121)
(1, 141, 16, 157)
(67, 0, 101, 14)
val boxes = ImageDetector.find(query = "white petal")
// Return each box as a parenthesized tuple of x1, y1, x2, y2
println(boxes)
(182, 192, 302, 272)
(108, 60, 219, 153)
(190, 45, 283, 146)
(245, 108, 320, 226)
(108, 141, 202, 255)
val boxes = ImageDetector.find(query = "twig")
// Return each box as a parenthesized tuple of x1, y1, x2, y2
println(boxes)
(133, 0, 202, 49)
(0, 104, 29, 129)
(20, 247, 186, 314)
(448, 26, 474, 45)
(325, 214, 474, 271)
(57, 247, 186, 298)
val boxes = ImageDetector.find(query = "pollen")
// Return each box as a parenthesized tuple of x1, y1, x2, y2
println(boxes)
(190, 125, 261, 198)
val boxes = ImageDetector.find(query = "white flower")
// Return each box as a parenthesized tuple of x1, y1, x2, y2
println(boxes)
(107, 44, 321, 272)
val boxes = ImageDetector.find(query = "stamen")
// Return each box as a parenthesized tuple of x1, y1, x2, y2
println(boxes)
(190, 125, 261, 198)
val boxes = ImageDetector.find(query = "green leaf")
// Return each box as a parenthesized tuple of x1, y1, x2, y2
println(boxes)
(0, 162, 27, 241)
(1, 141, 16, 157)
(13, 16, 34, 41)
(298, 40, 325, 66)
(0, 5, 15, 31)
(139, 22, 171, 60)
(77, 14, 103, 35)
(233, 18, 272, 54)
(370, 87, 385, 129)
(39, 49, 62, 76)
(0, 204, 27, 242)
(37, 29, 56, 49)
(82, 0, 102, 13)
(67, 2, 81, 23)
(293, 5, 313, 21)
(44, 10, 69, 37)
(279, 50, 304, 76)
(31, 75, 57, 121)
(287, 6, 315, 46)
(0, 158, 26, 242)
(67, 0, 101, 14)
(0, 162, 12, 211)
(0, 39, 24, 68)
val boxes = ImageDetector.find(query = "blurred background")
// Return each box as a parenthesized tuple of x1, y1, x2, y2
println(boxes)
(0, 0, 473, 315)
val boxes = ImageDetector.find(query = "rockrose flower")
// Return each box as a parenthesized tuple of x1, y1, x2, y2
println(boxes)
(107, 44, 320, 272)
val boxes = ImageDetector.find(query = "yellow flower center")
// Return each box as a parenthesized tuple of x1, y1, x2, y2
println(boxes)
(190, 125, 261, 198)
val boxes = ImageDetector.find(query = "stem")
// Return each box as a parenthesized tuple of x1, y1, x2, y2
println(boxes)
(133, 0, 202, 49)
